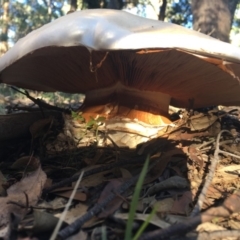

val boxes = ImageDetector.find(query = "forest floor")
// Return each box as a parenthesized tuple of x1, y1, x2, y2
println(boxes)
(0, 87, 240, 240)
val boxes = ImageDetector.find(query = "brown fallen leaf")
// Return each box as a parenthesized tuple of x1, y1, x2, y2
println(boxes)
(0, 166, 46, 239)
(153, 198, 174, 213)
(147, 149, 185, 183)
(171, 191, 192, 215)
(54, 203, 88, 224)
(97, 179, 125, 218)
(55, 190, 87, 202)
(73, 164, 117, 188)
(32, 210, 60, 234)
(188, 113, 218, 131)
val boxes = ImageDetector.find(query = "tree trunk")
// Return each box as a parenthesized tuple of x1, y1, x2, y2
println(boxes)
(68, 0, 78, 13)
(0, 0, 9, 56)
(191, 0, 239, 42)
(106, 0, 123, 9)
(84, 0, 100, 8)
(159, 0, 167, 21)
(229, 0, 239, 26)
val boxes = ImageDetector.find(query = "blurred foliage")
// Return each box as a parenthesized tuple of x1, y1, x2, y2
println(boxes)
(0, 0, 65, 43)
(2, 0, 240, 44)
(165, 0, 192, 27)
(1, 0, 192, 44)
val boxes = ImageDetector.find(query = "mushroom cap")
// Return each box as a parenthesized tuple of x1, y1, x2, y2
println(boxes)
(1, 9, 240, 110)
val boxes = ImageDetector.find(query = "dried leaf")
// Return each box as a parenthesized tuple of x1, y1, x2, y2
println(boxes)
(197, 222, 226, 232)
(147, 149, 184, 183)
(83, 149, 103, 166)
(32, 210, 60, 234)
(55, 190, 87, 202)
(38, 197, 68, 210)
(0, 166, 46, 239)
(73, 165, 113, 188)
(228, 219, 240, 230)
(188, 114, 218, 131)
(54, 203, 88, 224)
(171, 191, 192, 215)
(119, 168, 132, 179)
(153, 198, 174, 213)
(97, 179, 124, 218)
(188, 146, 204, 170)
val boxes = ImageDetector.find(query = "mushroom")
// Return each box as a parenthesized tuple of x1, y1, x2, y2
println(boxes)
(1, 9, 240, 147)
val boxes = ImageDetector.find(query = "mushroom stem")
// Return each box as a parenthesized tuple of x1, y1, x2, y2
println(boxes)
(82, 82, 171, 125)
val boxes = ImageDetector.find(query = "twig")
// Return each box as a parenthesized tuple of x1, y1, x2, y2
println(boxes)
(11, 86, 70, 113)
(219, 150, 240, 159)
(57, 159, 157, 239)
(191, 130, 232, 217)
(197, 138, 215, 150)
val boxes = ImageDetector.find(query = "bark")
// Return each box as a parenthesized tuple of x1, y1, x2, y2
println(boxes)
(85, 0, 101, 8)
(159, 0, 167, 21)
(106, 0, 123, 9)
(0, 0, 9, 56)
(69, 0, 78, 12)
(229, 0, 239, 25)
(191, 0, 239, 42)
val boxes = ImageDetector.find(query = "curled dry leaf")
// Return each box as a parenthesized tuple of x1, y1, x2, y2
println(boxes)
(0, 166, 46, 239)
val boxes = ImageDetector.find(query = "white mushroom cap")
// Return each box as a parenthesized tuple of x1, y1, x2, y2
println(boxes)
(1, 9, 240, 114)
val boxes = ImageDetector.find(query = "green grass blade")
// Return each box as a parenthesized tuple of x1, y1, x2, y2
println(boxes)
(132, 207, 157, 240)
(124, 155, 150, 240)
(101, 226, 107, 240)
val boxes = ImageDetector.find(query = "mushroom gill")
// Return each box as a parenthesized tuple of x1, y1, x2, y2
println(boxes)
(1, 9, 240, 147)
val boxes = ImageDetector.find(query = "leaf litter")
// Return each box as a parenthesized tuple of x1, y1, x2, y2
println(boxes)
(1, 104, 240, 239)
